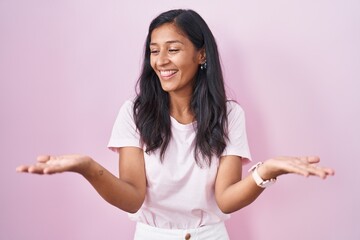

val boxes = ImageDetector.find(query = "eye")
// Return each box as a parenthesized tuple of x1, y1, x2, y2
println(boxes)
(150, 49, 159, 55)
(169, 49, 179, 53)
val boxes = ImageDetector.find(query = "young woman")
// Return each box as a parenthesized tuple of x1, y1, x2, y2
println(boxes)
(16, 9, 334, 240)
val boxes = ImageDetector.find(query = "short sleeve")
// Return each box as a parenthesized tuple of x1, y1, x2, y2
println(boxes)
(107, 100, 142, 153)
(221, 101, 252, 164)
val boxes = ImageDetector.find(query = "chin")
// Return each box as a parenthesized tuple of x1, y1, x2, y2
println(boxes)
(159, 83, 176, 92)
(160, 87, 174, 93)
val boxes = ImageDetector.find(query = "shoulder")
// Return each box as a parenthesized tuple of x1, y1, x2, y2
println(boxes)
(121, 98, 135, 109)
(118, 98, 136, 114)
(112, 98, 137, 124)
(226, 100, 245, 118)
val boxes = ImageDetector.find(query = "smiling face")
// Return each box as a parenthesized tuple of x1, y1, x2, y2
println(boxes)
(150, 23, 205, 97)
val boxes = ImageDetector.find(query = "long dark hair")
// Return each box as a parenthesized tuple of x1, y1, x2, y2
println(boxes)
(133, 9, 228, 167)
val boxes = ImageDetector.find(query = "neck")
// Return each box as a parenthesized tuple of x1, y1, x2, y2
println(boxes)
(169, 93, 194, 124)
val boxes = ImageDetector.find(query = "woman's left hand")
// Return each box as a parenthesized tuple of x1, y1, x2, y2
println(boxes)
(257, 156, 335, 180)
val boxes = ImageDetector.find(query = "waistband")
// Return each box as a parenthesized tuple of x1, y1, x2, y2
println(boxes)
(134, 221, 229, 240)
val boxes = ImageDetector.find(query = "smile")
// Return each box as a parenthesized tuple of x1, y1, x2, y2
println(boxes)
(159, 70, 177, 78)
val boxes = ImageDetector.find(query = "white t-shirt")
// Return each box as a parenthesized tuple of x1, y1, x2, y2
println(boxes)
(108, 100, 251, 229)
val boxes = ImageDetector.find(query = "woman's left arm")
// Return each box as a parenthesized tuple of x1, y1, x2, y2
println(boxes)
(214, 155, 334, 214)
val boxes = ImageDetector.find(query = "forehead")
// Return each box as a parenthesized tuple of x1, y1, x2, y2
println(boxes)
(150, 23, 190, 45)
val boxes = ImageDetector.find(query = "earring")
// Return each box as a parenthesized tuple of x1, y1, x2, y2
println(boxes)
(200, 60, 207, 70)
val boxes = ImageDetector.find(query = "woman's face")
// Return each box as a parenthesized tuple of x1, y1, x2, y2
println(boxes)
(150, 23, 205, 96)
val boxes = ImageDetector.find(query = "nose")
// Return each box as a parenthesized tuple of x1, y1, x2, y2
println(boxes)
(155, 50, 170, 66)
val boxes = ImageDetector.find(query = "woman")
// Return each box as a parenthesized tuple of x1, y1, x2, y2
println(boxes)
(16, 9, 334, 240)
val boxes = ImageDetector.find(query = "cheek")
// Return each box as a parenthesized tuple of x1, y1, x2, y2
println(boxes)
(177, 56, 196, 71)
(183, 59, 199, 76)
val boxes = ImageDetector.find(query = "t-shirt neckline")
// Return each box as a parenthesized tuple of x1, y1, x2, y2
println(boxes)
(170, 116, 197, 131)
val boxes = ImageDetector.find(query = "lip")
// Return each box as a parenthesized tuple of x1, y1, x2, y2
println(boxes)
(158, 70, 178, 80)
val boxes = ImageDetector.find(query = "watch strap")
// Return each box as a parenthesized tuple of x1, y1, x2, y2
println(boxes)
(248, 162, 277, 188)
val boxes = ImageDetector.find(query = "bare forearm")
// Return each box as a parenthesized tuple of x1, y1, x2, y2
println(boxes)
(217, 156, 335, 214)
(16, 154, 145, 213)
(81, 159, 144, 213)
(217, 174, 264, 214)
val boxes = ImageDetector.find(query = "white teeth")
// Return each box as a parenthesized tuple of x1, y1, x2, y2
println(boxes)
(160, 70, 177, 77)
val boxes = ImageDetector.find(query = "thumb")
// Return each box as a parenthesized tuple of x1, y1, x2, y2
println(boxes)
(37, 155, 51, 163)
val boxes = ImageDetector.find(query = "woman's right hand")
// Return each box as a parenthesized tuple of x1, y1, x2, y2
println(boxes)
(16, 155, 92, 175)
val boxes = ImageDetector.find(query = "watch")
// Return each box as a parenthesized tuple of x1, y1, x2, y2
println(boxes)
(248, 162, 277, 188)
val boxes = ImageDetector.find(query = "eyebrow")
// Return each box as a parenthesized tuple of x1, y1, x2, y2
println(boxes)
(150, 40, 184, 46)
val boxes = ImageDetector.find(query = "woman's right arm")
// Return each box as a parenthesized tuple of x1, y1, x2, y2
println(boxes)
(16, 147, 146, 213)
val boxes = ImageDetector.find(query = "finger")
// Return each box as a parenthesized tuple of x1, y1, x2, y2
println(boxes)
(301, 165, 334, 179)
(323, 168, 335, 175)
(16, 165, 30, 173)
(27, 166, 46, 174)
(290, 163, 325, 178)
(28, 163, 51, 174)
(307, 167, 327, 179)
(284, 163, 312, 177)
(309, 164, 335, 173)
(37, 155, 51, 163)
(298, 156, 320, 164)
(313, 167, 335, 178)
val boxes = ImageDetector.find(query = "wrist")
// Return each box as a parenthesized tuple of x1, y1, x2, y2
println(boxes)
(249, 162, 277, 188)
(257, 161, 277, 180)
(77, 157, 106, 180)
(73, 155, 93, 175)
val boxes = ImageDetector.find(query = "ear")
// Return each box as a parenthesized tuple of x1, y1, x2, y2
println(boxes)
(198, 48, 206, 64)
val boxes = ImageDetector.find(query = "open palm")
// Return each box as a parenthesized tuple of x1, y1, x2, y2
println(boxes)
(16, 155, 91, 175)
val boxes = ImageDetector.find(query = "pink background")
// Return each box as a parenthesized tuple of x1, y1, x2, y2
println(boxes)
(1, 0, 359, 239)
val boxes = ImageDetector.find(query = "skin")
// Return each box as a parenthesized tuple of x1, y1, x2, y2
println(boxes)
(150, 23, 205, 123)
(16, 23, 335, 215)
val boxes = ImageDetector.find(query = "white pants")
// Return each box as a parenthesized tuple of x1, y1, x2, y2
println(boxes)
(133, 221, 230, 240)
